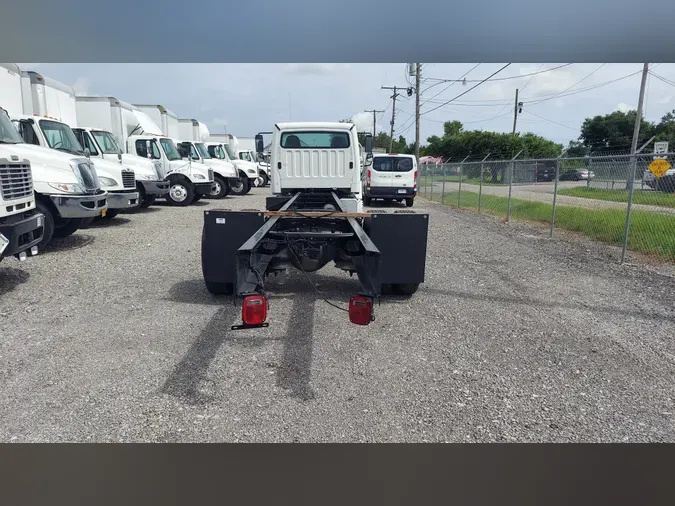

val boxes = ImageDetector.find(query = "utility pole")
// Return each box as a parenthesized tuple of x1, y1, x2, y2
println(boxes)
(382, 85, 405, 152)
(621, 63, 650, 264)
(415, 63, 421, 163)
(512, 88, 520, 135)
(364, 109, 384, 137)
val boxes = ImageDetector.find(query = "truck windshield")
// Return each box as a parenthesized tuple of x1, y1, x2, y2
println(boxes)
(223, 144, 236, 161)
(160, 138, 181, 161)
(91, 130, 121, 154)
(0, 111, 23, 143)
(39, 119, 84, 155)
(195, 143, 212, 159)
(207, 145, 226, 159)
(239, 151, 251, 161)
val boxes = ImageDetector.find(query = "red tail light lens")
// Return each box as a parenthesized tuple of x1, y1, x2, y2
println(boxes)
(366, 169, 371, 188)
(349, 296, 373, 325)
(242, 294, 267, 325)
(414, 170, 418, 189)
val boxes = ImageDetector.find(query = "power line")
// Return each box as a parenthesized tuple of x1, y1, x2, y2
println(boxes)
(421, 64, 513, 116)
(521, 110, 579, 131)
(423, 63, 572, 83)
(648, 70, 675, 88)
(421, 63, 481, 98)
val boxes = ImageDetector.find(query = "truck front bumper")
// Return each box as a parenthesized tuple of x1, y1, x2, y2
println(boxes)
(0, 209, 45, 258)
(107, 190, 140, 209)
(140, 179, 170, 197)
(195, 182, 216, 196)
(50, 192, 108, 219)
(365, 187, 416, 198)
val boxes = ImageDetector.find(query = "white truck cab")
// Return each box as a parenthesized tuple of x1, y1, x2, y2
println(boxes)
(13, 115, 139, 219)
(127, 134, 214, 206)
(237, 148, 271, 186)
(72, 127, 169, 208)
(174, 139, 239, 199)
(264, 122, 365, 212)
(0, 108, 44, 261)
(362, 153, 417, 207)
(203, 141, 259, 196)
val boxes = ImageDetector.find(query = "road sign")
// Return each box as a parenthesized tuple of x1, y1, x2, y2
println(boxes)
(648, 158, 672, 178)
(654, 141, 669, 155)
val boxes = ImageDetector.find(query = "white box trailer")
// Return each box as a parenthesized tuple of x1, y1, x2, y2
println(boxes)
(178, 118, 200, 142)
(133, 104, 179, 138)
(21, 71, 78, 128)
(0, 63, 24, 119)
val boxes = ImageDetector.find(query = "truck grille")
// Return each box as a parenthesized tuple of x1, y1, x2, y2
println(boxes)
(77, 162, 101, 193)
(122, 169, 136, 188)
(208, 168, 214, 181)
(0, 160, 33, 201)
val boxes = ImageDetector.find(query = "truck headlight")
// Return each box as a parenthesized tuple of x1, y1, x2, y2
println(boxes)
(48, 183, 84, 193)
(98, 177, 118, 187)
(137, 173, 155, 180)
(193, 174, 206, 180)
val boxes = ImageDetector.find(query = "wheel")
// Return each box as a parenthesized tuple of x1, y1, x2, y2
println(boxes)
(230, 175, 250, 196)
(205, 281, 234, 295)
(363, 195, 372, 206)
(392, 283, 419, 295)
(405, 198, 414, 207)
(258, 171, 269, 187)
(210, 175, 229, 199)
(101, 209, 119, 220)
(52, 216, 82, 239)
(166, 178, 194, 206)
(35, 200, 55, 248)
(140, 195, 156, 208)
(134, 183, 146, 210)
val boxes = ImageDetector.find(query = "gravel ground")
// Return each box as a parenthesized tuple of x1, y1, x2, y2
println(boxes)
(1, 188, 674, 442)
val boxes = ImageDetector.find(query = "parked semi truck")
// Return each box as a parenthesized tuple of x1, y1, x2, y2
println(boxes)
(201, 122, 429, 329)
(74, 96, 169, 208)
(176, 119, 239, 199)
(209, 133, 267, 190)
(229, 134, 271, 186)
(0, 107, 44, 262)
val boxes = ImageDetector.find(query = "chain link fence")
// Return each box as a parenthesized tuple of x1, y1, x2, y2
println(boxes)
(419, 153, 675, 263)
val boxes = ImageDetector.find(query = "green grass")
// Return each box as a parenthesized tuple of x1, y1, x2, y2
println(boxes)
(425, 190, 675, 261)
(558, 187, 675, 209)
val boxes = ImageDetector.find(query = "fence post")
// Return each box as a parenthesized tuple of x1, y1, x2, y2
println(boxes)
(550, 152, 566, 237)
(506, 150, 522, 223)
(441, 164, 446, 204)
(587, 156, 592, 188)
(457, 155, 470, 208)
(621, 154, 638, 263)
(478, 153, 489, 213)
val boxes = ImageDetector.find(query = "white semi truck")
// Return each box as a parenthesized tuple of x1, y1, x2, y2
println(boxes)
(16, 71, 139, 219)
(0, 107, 44, 262)
(124, 104, 214, 206)
(1, 64, 108, 248)
(74, 96, 170, 208)
(216, 133, 270, 186)
(207, 134, 263, 193)
(175, 119, 240, 199)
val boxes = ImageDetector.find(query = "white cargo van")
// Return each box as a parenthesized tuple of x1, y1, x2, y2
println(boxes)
(362, 153, 417, 207)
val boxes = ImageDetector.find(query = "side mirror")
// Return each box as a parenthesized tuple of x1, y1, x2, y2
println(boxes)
(145, 140, 152, 159)
(255, 134, 264, 154)
(118, 150, 123, 162)
(364, 133, 373, 154)
(364, 153, 373, 166)
(84, 147, 91, 158)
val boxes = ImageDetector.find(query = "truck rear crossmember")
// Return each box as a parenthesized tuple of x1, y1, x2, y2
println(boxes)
(201, 190, 429, 329)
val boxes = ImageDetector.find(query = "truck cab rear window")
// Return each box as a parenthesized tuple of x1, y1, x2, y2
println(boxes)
(281, 131, 350, 149)
(372, 157, 414, 172)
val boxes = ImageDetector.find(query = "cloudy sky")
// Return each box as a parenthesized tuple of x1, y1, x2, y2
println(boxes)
(18, 63, 675, 148)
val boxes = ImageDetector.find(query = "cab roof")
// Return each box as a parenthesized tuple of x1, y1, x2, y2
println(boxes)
(275, 122, 355, 131)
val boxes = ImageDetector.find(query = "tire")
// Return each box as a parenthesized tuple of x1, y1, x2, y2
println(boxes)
(363, 195, 372, 206)
(205, 281, 234, 295)
(166, 178, 194, 206)
(140, 195, 156, 208)
(392, 283, 419, 295)
(101, 209, 119, 220)
(192, 194, 203, 203)
(230, 174, 250, 196)
(405, 198, 414, 207)
(259, 171, 269, 187)
(35, 200, 55, 249)
(210, 175, 229, 199)
(52, 216, 82, 239)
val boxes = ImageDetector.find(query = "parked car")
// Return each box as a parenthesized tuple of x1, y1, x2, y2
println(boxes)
(560, 168, 595, 181)
(535, 166, 556, 182)
(643, 168, 675, 192)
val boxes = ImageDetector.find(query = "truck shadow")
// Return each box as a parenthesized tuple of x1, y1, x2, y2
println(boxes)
(121, 206, 162, 215)
(162, 274, 367, 404)
(0, 266, 30, 296)
(83, 217, 132, 228)
(44, 234, 95, 253)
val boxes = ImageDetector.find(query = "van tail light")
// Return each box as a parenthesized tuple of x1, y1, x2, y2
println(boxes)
(232, 294, 268, 329)
(349, 296, 374, 325)
(366, 169, 371, 188)
(414, 170, 418, 189)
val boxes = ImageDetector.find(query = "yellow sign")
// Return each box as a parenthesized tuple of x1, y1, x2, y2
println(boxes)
(649, 159, 671, 178)
(100, 208, 107, 217)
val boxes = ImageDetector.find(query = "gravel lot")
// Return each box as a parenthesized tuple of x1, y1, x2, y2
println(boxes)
(1, 188, 674, 442)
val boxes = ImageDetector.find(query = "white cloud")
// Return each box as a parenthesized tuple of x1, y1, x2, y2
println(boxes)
(72, 77, 90, 94)
(656, 96, 672, 105)
(351, 112, 374, 133)
(284, 63, 350, 76)
(617, 103, 635, 113)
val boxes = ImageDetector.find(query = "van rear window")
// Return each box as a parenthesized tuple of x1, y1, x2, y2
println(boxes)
(372, 156, 414, 172)
(281, 131, 350, 149)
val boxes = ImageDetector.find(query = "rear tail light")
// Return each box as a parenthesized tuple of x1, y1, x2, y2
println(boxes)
(366, 169, 371, 188)
(349, 296, 374, 325)
(414, 170, 418, 189)
(242, 294, 267, 326)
